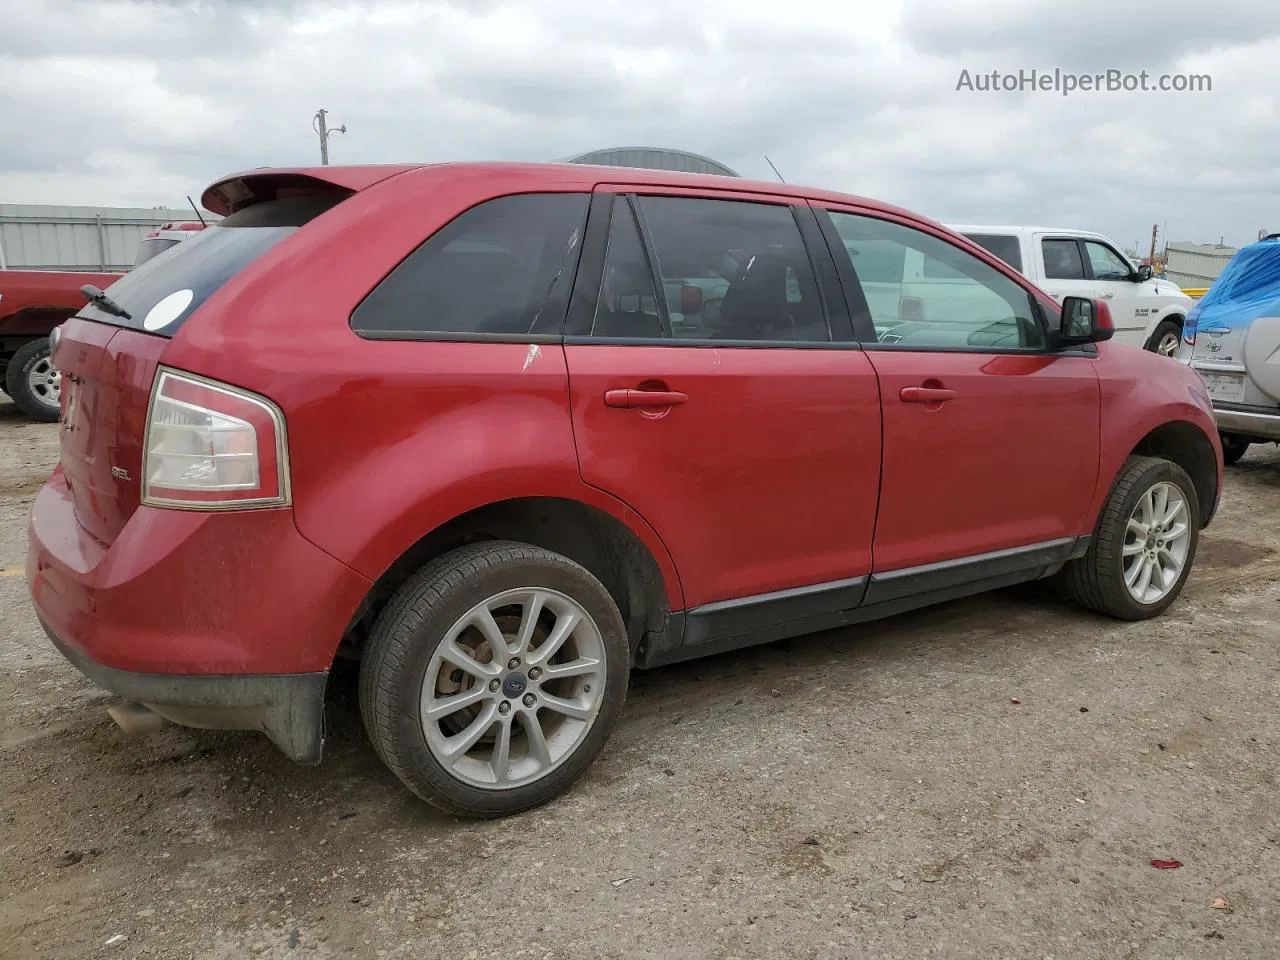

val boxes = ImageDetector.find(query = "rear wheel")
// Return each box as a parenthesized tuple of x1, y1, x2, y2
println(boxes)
(5, 338, 61, 422)
(1146, 318, 1182, 358)
(1221, 434, 1250, 466)
(359, 541, 630, 818)
(1060, 456, 1199, 620)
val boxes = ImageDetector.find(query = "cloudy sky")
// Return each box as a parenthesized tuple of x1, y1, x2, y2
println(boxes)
(1, 0, 1276, 249)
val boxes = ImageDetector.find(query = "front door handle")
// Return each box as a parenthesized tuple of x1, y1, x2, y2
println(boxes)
(900, 385, 956, 404)
(604, 388, 689, 409)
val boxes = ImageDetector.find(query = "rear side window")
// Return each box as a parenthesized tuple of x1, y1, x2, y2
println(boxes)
(79, 194, 345, 336)
(351, 193, 589, 338)
(961, 233, 1023, 272)
(1041, 238, 1087, 280)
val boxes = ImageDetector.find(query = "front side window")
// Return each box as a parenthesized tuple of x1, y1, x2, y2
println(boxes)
(1042, 239, 1087, 280)
(590, 195, 829, 342)
(1084, 241, 1133, 281)
(828, 212, 1043, 350)
(352, 193, 589, 337)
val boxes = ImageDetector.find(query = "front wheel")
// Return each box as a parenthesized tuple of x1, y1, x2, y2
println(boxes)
(5, 338, 61, 422)
(1221, 434, 1250, 466)
(1060, 456, 1199, 620)
(359, 541, 630, 818)
(1146, 318, 1182, 358)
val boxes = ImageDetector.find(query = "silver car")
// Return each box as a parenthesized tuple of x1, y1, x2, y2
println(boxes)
(1182, 234, 1280, 464)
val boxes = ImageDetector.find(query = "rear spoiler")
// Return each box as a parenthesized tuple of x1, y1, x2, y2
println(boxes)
(201, 165, 420, 217)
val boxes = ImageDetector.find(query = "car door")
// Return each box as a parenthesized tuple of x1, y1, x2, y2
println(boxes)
(562, 188, 883, 633)
(816, 206, 1102, 594)
(1082, 238, 1146, 345)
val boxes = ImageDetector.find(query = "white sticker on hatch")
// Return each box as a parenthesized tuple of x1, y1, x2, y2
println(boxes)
(142, 289, 195, 331)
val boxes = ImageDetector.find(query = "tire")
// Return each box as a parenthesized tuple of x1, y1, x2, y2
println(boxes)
(5, 338, 61, 422)
(359, 541, 630, 818)
(1221, 434, 1250, 466)
(1060, 456, 1200, 620)
(1145, 318, 1182, 358)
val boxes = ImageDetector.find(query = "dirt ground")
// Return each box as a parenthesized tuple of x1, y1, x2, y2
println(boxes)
(1, 390, 1277, 960)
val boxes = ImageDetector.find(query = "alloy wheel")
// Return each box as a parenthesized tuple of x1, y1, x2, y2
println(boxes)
(419, 587, 607, 789)
(27, 356, 61, 410)
(1122, 481, 1191, 604)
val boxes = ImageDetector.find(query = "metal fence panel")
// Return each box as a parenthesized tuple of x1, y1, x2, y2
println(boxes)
(0, 204, 206, 272)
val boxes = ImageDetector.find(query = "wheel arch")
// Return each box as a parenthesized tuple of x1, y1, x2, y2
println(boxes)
(1127, 420, 1219, 526)
(1141, 306, 1186, 347)
(342, 496, 680, 664)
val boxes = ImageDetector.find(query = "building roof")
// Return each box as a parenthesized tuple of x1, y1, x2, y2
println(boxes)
(1166, 241, 1238, 257)
(558, 146, 741, 177)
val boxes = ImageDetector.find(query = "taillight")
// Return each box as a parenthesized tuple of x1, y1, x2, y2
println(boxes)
(142, 368, 290, 509)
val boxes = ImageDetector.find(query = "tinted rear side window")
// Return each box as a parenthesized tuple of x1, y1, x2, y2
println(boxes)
(79, 194, 345, 336)
(351, 193, 589, 338)
(1041, 238, 1087, 280)
(961, 233, 1024, 272)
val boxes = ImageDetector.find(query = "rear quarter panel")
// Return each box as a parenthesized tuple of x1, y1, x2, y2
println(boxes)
(159, 166, 685, 608)
(1090, 343, 1222, 524)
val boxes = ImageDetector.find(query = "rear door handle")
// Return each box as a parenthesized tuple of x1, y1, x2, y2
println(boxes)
(604, 388, 689, 408)
(900, 385, 956, 404)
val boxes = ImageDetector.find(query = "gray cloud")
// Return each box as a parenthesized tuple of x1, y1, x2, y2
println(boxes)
(1, 0, 1277, 248)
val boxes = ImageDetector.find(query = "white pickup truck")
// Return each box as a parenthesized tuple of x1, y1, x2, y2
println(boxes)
(946, 225, 1193, 355)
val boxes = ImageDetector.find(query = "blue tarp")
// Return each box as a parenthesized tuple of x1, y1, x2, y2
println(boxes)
(1185, 235, 1280, 336)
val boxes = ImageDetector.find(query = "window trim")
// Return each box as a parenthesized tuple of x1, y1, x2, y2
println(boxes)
(565, 189, 851, 348)
(348, 189, 591, 343)
(817, 207, 1077, 356)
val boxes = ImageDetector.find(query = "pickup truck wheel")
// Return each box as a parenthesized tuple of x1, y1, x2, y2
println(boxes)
(1220, 434, 1250, 466)
(1146, 319, 1182, 358)
(5, 338, 61, 422)
(359, 541, 629, 818)
(1060, 456, 1199, 621)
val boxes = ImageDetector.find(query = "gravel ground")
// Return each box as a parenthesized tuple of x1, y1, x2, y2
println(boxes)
(1, 390, 1277, 960)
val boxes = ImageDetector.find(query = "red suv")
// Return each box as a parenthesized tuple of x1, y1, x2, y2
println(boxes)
(28, 163, 1222, 818)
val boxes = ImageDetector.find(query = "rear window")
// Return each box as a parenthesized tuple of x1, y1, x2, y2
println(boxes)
(961, 233, 1024, 272)
(79, 194, 344, 336)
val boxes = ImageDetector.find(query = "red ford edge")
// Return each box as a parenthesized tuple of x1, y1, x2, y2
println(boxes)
(28, 162, 1222, 818)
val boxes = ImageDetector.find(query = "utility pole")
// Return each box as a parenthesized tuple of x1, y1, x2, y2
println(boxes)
(1147, 223, 1159, 264)
(313, 108, 346, 165)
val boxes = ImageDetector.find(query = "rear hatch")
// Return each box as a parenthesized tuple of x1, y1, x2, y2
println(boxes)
(1186, 239, 1280, 407)
(54, 192, 349, 545)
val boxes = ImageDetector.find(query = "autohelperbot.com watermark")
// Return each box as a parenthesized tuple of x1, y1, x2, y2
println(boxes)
(956, 68, 1211, 96)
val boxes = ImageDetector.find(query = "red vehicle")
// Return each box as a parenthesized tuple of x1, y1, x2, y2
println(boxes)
(27, 163, 1223, 818)
(0, 269, 121, 420)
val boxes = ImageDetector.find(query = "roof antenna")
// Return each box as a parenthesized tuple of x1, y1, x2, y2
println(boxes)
(764, 155, 786, 183)
(186, 195, 208, 226)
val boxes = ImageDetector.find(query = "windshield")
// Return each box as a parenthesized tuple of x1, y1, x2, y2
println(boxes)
(133, 237, 181, 267)
(79, 194, 346, 336)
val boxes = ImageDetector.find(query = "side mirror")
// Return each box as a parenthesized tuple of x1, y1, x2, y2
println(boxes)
(1057, 295, 1114, 345)
(680, 284, 703, 316)
(1137, 264, 1154, 282)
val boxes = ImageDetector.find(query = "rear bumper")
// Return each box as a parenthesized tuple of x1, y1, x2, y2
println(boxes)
(42, 617, 327, 762)
(1214, 403, 1280, 442)
(27, 468, 372, 761)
